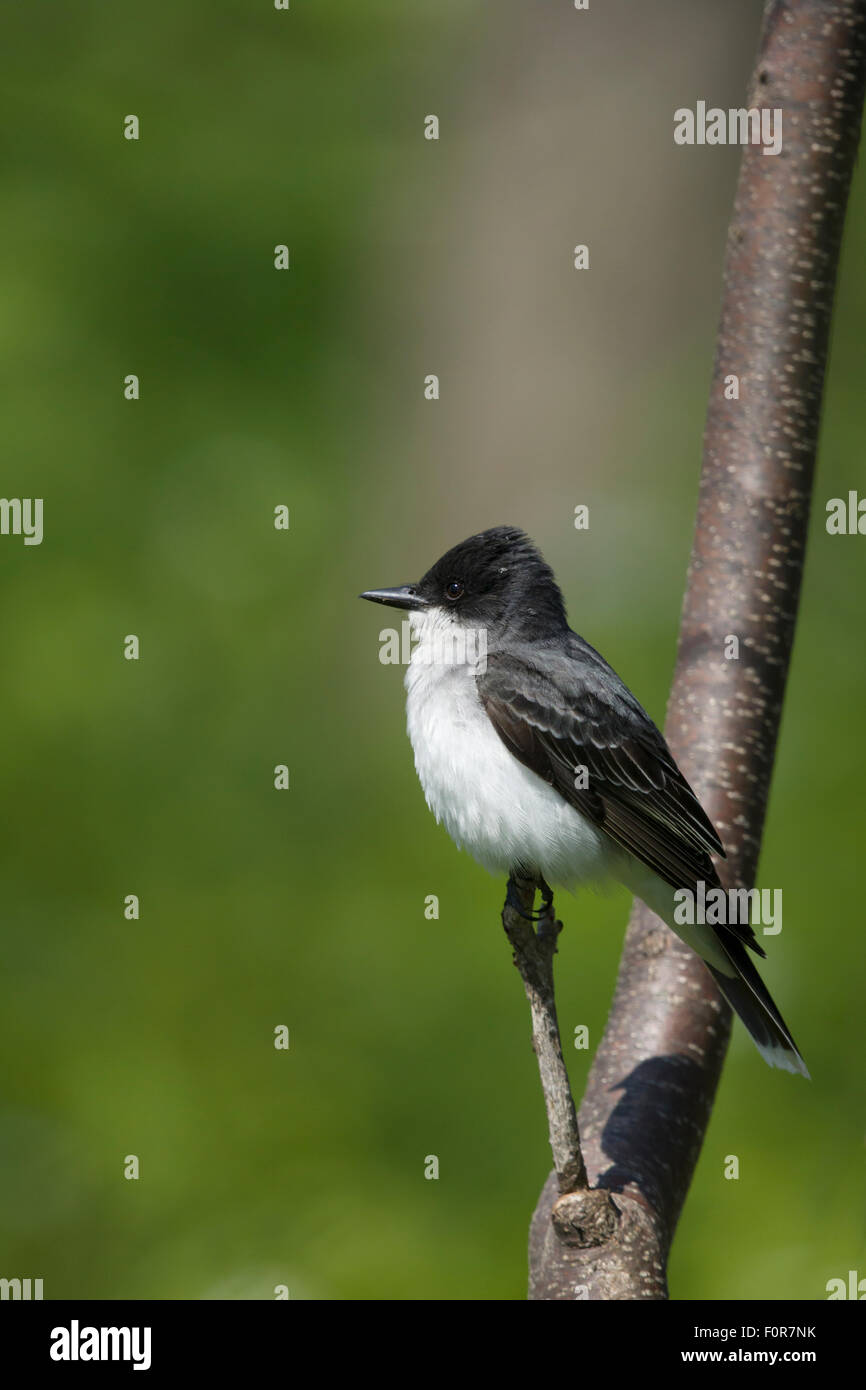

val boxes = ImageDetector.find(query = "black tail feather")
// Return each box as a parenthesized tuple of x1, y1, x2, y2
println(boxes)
(707, 935, 809, 1077)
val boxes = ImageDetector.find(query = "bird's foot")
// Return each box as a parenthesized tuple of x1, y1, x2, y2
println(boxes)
(504, 873, 557, 925)
(537, 875, 555, 916)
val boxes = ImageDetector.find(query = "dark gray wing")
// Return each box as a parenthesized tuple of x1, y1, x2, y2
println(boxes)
(477, 639, 761, 958)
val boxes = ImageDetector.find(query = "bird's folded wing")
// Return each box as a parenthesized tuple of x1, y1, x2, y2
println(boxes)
(477, 648, 762, 958)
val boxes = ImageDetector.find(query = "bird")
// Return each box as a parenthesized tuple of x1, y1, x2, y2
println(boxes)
(360, 525, 808, 1077)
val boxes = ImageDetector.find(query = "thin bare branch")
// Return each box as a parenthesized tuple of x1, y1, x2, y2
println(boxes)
(502, 876, 619, 1247)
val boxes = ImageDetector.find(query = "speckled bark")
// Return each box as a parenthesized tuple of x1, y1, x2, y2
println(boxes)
(528, 0, 866, 1300)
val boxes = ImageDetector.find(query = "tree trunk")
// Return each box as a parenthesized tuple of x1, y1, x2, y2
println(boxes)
(528, 0, 866, 1300)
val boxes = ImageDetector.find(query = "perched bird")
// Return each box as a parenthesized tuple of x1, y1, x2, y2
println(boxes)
(360, 526, 807, 1076)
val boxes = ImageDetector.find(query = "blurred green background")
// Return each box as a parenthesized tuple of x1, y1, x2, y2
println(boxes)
(1, 1, 863, 1300)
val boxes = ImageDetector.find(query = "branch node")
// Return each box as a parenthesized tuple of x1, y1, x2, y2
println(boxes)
(551, 1189, 620, 1249)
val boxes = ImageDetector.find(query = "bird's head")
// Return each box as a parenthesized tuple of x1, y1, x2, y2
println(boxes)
(359, 526, 568, 639)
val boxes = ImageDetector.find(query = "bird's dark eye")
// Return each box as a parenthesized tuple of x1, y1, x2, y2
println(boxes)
(445, 580, 464, 602)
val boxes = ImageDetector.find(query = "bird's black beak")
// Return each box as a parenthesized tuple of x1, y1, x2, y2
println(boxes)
(359, 585, 429, 612)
